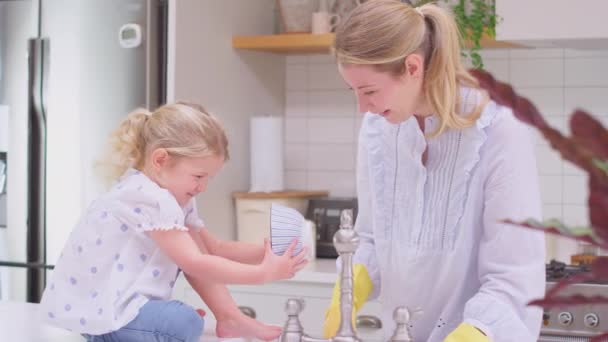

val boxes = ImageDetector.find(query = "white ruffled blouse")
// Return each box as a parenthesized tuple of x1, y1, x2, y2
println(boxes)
(40, 168, 204, 335)
(353, 88, 546, 341)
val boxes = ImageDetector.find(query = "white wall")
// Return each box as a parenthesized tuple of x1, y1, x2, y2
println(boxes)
(283, 49, 608, 263)
(173, 0, 285, 240)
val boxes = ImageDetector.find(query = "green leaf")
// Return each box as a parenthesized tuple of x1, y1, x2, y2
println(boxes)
(519, 218, 603, 244)
(439, 0, 498, 69)
(593, 158, 608, 176)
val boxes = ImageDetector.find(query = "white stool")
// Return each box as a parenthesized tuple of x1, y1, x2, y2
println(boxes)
(0, 301, 253, 341)
(0, 301, 84, 341)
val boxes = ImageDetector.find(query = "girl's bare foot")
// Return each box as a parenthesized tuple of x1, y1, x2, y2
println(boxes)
(216, 313, 282, 341)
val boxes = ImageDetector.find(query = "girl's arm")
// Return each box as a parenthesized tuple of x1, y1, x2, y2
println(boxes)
(196, 227, 264, 264)
(148, 229, 304, 284)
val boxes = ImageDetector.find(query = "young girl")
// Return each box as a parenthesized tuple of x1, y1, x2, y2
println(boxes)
(323, 1, 545, 341)
(40, 102, 308, 342)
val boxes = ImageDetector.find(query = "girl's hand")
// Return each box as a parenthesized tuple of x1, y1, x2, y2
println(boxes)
(260, 238, 308, 282)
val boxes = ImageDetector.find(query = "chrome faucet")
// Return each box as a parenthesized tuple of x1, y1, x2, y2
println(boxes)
(280, 209, 413, 342)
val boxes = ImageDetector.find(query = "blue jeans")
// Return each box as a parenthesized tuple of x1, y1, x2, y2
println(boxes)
(84, 300, 204, 342)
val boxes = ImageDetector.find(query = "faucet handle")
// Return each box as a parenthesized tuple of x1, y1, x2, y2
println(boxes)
(285, 298, 305, 316)
(281, 299, 306, 342)
(389, 307, 414, 342)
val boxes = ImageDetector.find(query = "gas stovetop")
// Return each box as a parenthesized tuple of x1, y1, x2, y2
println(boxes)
(541, 260, 608, 340)
(546, 259, 600, 283)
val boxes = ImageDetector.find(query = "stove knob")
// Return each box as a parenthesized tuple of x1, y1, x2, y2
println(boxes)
(558, 312, 574, 326)
(584, 313, 600, 328)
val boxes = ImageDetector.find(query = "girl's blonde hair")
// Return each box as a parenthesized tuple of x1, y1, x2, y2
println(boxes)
(333, 0, 486, 136)
(99, 101, 229, 182)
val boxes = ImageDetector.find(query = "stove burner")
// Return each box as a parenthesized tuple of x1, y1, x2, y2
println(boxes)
(546, 259, 593, 283)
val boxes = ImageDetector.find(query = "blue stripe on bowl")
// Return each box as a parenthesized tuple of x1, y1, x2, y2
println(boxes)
(270, 203, 305, 256)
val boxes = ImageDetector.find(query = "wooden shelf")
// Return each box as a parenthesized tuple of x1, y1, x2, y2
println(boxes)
(475, 33, 524, 49)
(233, 33, 335, 54)
(232, 33, 523, 54)
(232, 190, 329, 199)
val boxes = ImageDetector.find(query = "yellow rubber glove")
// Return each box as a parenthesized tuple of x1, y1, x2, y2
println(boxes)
(322, 264, 373, 338)
(444, 323, 490, 342)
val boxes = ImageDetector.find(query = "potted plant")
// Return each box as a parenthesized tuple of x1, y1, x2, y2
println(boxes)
(410, 0, 499, 69)
(471, 68, 608, 342)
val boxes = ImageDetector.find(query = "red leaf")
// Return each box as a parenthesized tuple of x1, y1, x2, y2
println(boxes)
(470, 69, 608, 188)
(544, 274, 593, 298)
(470, 69, 547, 127)
(502, 219, 608, 249)
(570, 110, 608, 160)
(530, 294, 608, 308)
(589, 178, 608, 239)
(591, 332, 608, 342)
(591, 257, 608, 282)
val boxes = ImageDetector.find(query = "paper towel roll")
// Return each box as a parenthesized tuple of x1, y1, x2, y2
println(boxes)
(0, 106, 9, 152)
(250, 116, 284, 192)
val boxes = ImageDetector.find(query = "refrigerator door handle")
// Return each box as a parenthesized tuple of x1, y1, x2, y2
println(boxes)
(29, 38, 48, 125)
(26, 37, 49, 303)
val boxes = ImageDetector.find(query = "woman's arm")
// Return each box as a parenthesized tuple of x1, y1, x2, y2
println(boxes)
(461, 110, 545, 341)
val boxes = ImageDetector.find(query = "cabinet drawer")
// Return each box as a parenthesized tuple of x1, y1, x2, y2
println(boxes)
(180, 279, 385, 341)
(231, 291, 329, 337)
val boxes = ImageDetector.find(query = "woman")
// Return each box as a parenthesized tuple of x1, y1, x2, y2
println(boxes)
(322, 1, 545, 341)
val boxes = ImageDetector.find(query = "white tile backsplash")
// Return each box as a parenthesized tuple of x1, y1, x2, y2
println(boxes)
(510, 59, 564, 88)
(536, 145, 563, 175)
(564, 49, 608, 58)
(308, 64, 348, 90)
(542, 204, 563, 220)
(510, 48, 564, 59)
(307, 144, 355, 171)
(539, 175, 563, 204)
(284, 144, 308, 170)
(307, 54, 335, 64)
(307, 118, 355, 144)
(563, 160, 586, 177)
(516, 88, 564, 117)
(286, 55, 308, 64)
(307, 171, 356, 197)
(564, 88, 608, 115)
(285, 117, 308, 143)
(285, 170, 307, 189)
(282, 48, 605, 262)
(481, 59, 510, 83)
(478, 49, 510, 60)
(286, 65, 307, 90)
(563, 205, 589, 226)
(562, 175, 589, 205)
(565, 58, 608, 87)
(286, 91, 308, 117)
(308, 90, 356, 117)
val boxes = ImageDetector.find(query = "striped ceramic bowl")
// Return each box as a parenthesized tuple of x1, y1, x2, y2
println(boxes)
(270, 203, 304, 256)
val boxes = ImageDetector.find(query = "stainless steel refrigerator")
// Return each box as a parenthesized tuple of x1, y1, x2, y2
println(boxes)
(0, 0, 166, 303)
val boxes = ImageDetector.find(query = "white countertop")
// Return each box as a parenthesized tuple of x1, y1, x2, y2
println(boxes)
(287, 258, 338, 284)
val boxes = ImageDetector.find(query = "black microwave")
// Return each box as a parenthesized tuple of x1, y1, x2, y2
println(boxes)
(306, 197, 358, 259)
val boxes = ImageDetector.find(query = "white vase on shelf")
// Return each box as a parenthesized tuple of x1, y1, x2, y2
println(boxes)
(277, 0, 316, 33)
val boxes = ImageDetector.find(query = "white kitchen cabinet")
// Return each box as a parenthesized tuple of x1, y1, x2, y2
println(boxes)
(496, 0, 608, 48)
(174, 259, 385, 341)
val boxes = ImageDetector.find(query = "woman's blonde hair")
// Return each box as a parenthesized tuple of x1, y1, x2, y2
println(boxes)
(98, 101, 229, 182)
(333, 0, 486, 136)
